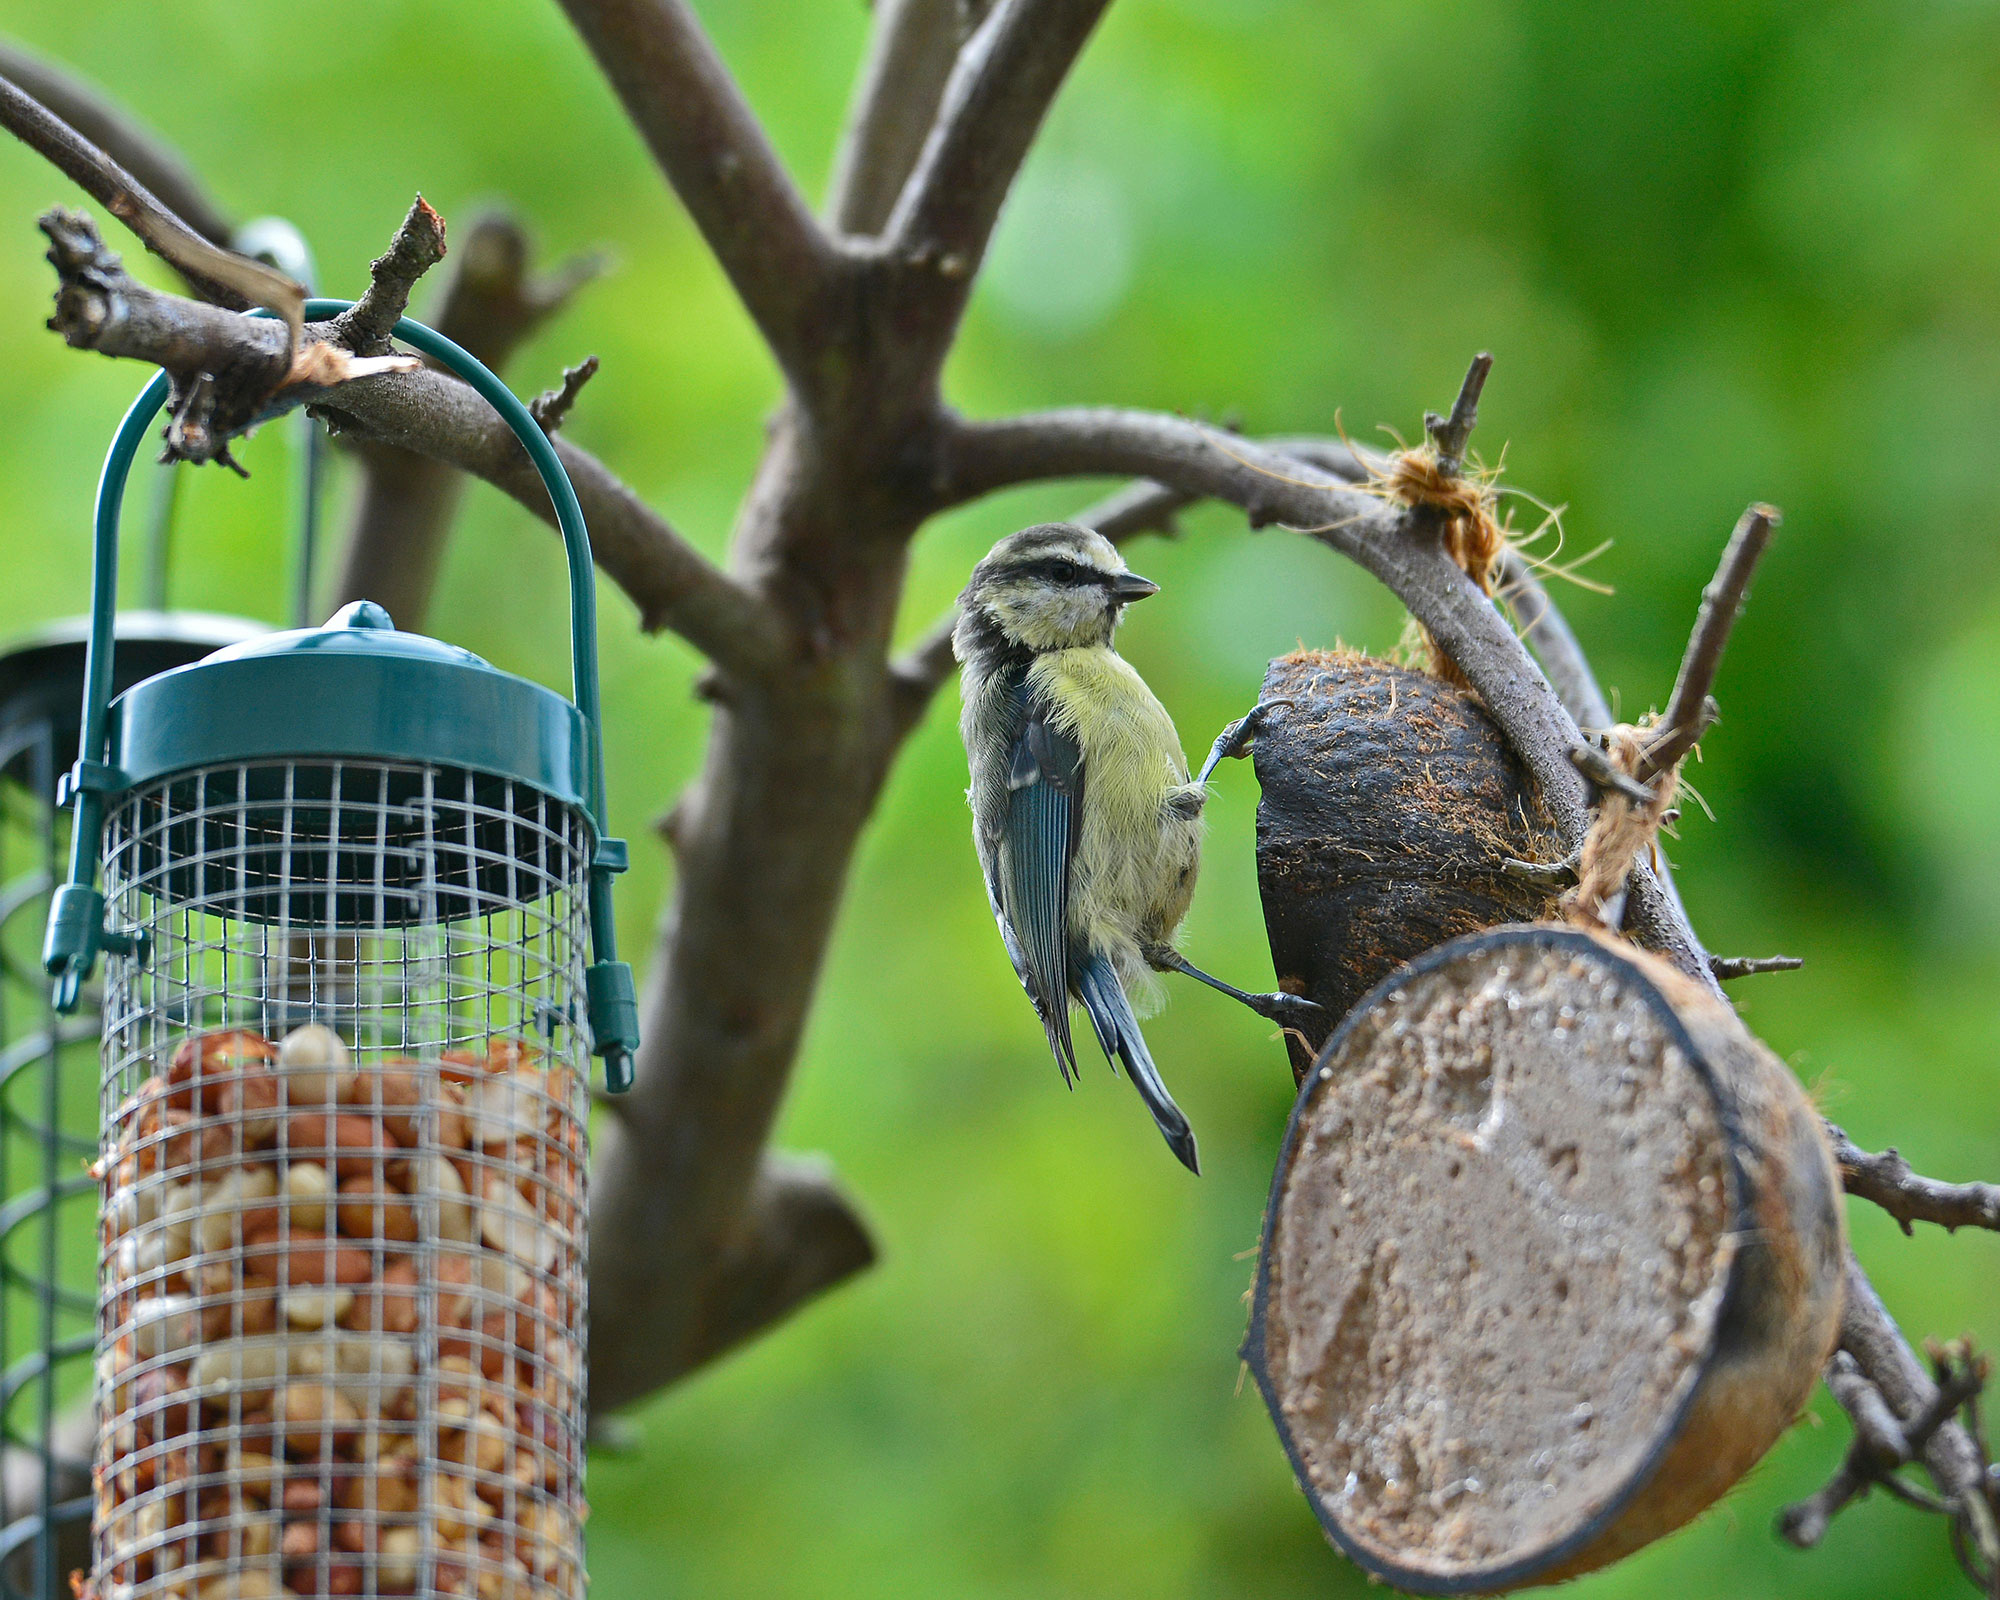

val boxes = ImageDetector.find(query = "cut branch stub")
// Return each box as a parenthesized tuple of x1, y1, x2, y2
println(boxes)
(1246, 925, 1845, 1594)
(1253, 651, 1564, 1078)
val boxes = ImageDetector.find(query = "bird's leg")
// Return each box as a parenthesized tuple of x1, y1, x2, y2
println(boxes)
(1194, 697, 1293, 786)
(1143, 943, 1326, 1027)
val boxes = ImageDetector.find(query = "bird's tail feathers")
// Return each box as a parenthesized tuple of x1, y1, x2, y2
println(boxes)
(1038, 997, 1080, 1087)
(1076, 953, 1199, 1175)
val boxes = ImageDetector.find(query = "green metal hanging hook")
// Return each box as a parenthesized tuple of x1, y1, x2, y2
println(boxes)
(42, 299, 639, 1092)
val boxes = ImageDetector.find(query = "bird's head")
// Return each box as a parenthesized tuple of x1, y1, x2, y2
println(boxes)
(959, 523, 1160, 653)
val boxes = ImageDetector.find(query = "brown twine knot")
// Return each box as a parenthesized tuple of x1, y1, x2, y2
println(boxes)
(1568, 724, 1680, 926)
(1372, 445, 1509, 597)
(1367, 444, 1509, 689)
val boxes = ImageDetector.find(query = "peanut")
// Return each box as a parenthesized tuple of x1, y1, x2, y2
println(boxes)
(279, 1381, 361, 1451)
(282, 1160, 332, 1230)
(277, 1022, 356, 1104)
(248, 1230, 371, 1287)
(282, 1288, 356, 1329)
(336, 1174, 419, 1242)
(479, 1173, 557, 1271)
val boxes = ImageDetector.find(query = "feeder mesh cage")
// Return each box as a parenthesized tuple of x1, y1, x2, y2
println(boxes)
(93, 759, 588, 1600)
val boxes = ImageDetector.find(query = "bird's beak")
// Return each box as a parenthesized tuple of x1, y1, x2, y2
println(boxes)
(1111, 572, 1161, 603)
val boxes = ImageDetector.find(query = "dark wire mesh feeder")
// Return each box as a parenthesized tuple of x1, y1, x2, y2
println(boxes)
(0, 618, 265, 1600)
(44, 303, 639, 1600)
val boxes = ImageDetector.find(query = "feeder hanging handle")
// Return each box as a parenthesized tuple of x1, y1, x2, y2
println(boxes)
(43, 299, 640, 1093)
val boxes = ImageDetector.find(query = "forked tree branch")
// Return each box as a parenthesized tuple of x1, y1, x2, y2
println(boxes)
(1819, 1261, 2000, 1585)
(1779, 1346, 1988, 1549)
(553, 0, 845, 392)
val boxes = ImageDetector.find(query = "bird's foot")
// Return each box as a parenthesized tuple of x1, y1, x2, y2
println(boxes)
(1194, 697, 1293, 786)
(1143, 943, 1328, 1028)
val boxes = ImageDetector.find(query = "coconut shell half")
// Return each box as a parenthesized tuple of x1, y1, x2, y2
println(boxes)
(1245, 924, 1844, 1593)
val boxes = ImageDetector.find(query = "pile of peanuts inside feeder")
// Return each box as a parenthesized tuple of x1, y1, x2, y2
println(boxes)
(96, 1023, 586, 1600)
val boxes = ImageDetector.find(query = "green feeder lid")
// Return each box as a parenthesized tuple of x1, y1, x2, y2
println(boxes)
(108, 600, 591, 810)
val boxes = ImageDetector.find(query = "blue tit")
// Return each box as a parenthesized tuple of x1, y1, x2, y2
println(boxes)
(956, 523, 1320, 1173)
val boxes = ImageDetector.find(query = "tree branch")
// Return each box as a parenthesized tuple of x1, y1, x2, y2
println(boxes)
(0, 41, 232, 249)
(881, 0, 1113, 369)
(40, 208, 410, 473)
(333, 211, 608, 629)
(1710, 953, 1804, 980)
(1779, 1345, 1988, 1549)
(1830, 1125, 2000, 1236)
(552, 0, 843, 391)
(330, 194, 448, 357)
(828, 0, 978, 235)
(1423, 351, 1492, 477)
(1784, 1259, 2000, 1585)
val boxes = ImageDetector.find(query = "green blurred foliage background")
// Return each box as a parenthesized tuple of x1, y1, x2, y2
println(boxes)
(0, 0, 1994, 1594)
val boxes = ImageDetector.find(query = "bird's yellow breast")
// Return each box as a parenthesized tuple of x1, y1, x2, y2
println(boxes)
(1027, 648, 1199, 997)
(1028, 647, 1187, 802)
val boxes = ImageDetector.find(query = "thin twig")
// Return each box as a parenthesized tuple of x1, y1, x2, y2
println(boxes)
(531, 356, 601, 434)
(333, 211, 609, 628)
(1829, 1126, 2000, 1236)
(1424, 351, 1492, 476)
(331, 196, 448, 356)
(1710, 953, 1805, 980)
(1637, 503, 1779, 782)
(553, 0, 843, 389)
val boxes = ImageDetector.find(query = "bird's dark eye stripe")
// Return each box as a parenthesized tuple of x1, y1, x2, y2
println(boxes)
(1008, 557, 1112, 588)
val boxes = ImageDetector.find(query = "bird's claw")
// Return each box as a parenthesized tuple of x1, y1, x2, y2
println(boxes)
(1196, 697, 1294, 786)
(1249, 990, 1327, 1027)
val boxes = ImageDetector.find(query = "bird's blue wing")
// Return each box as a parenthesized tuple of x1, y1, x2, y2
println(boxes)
(998, 693, 1084, 1084)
